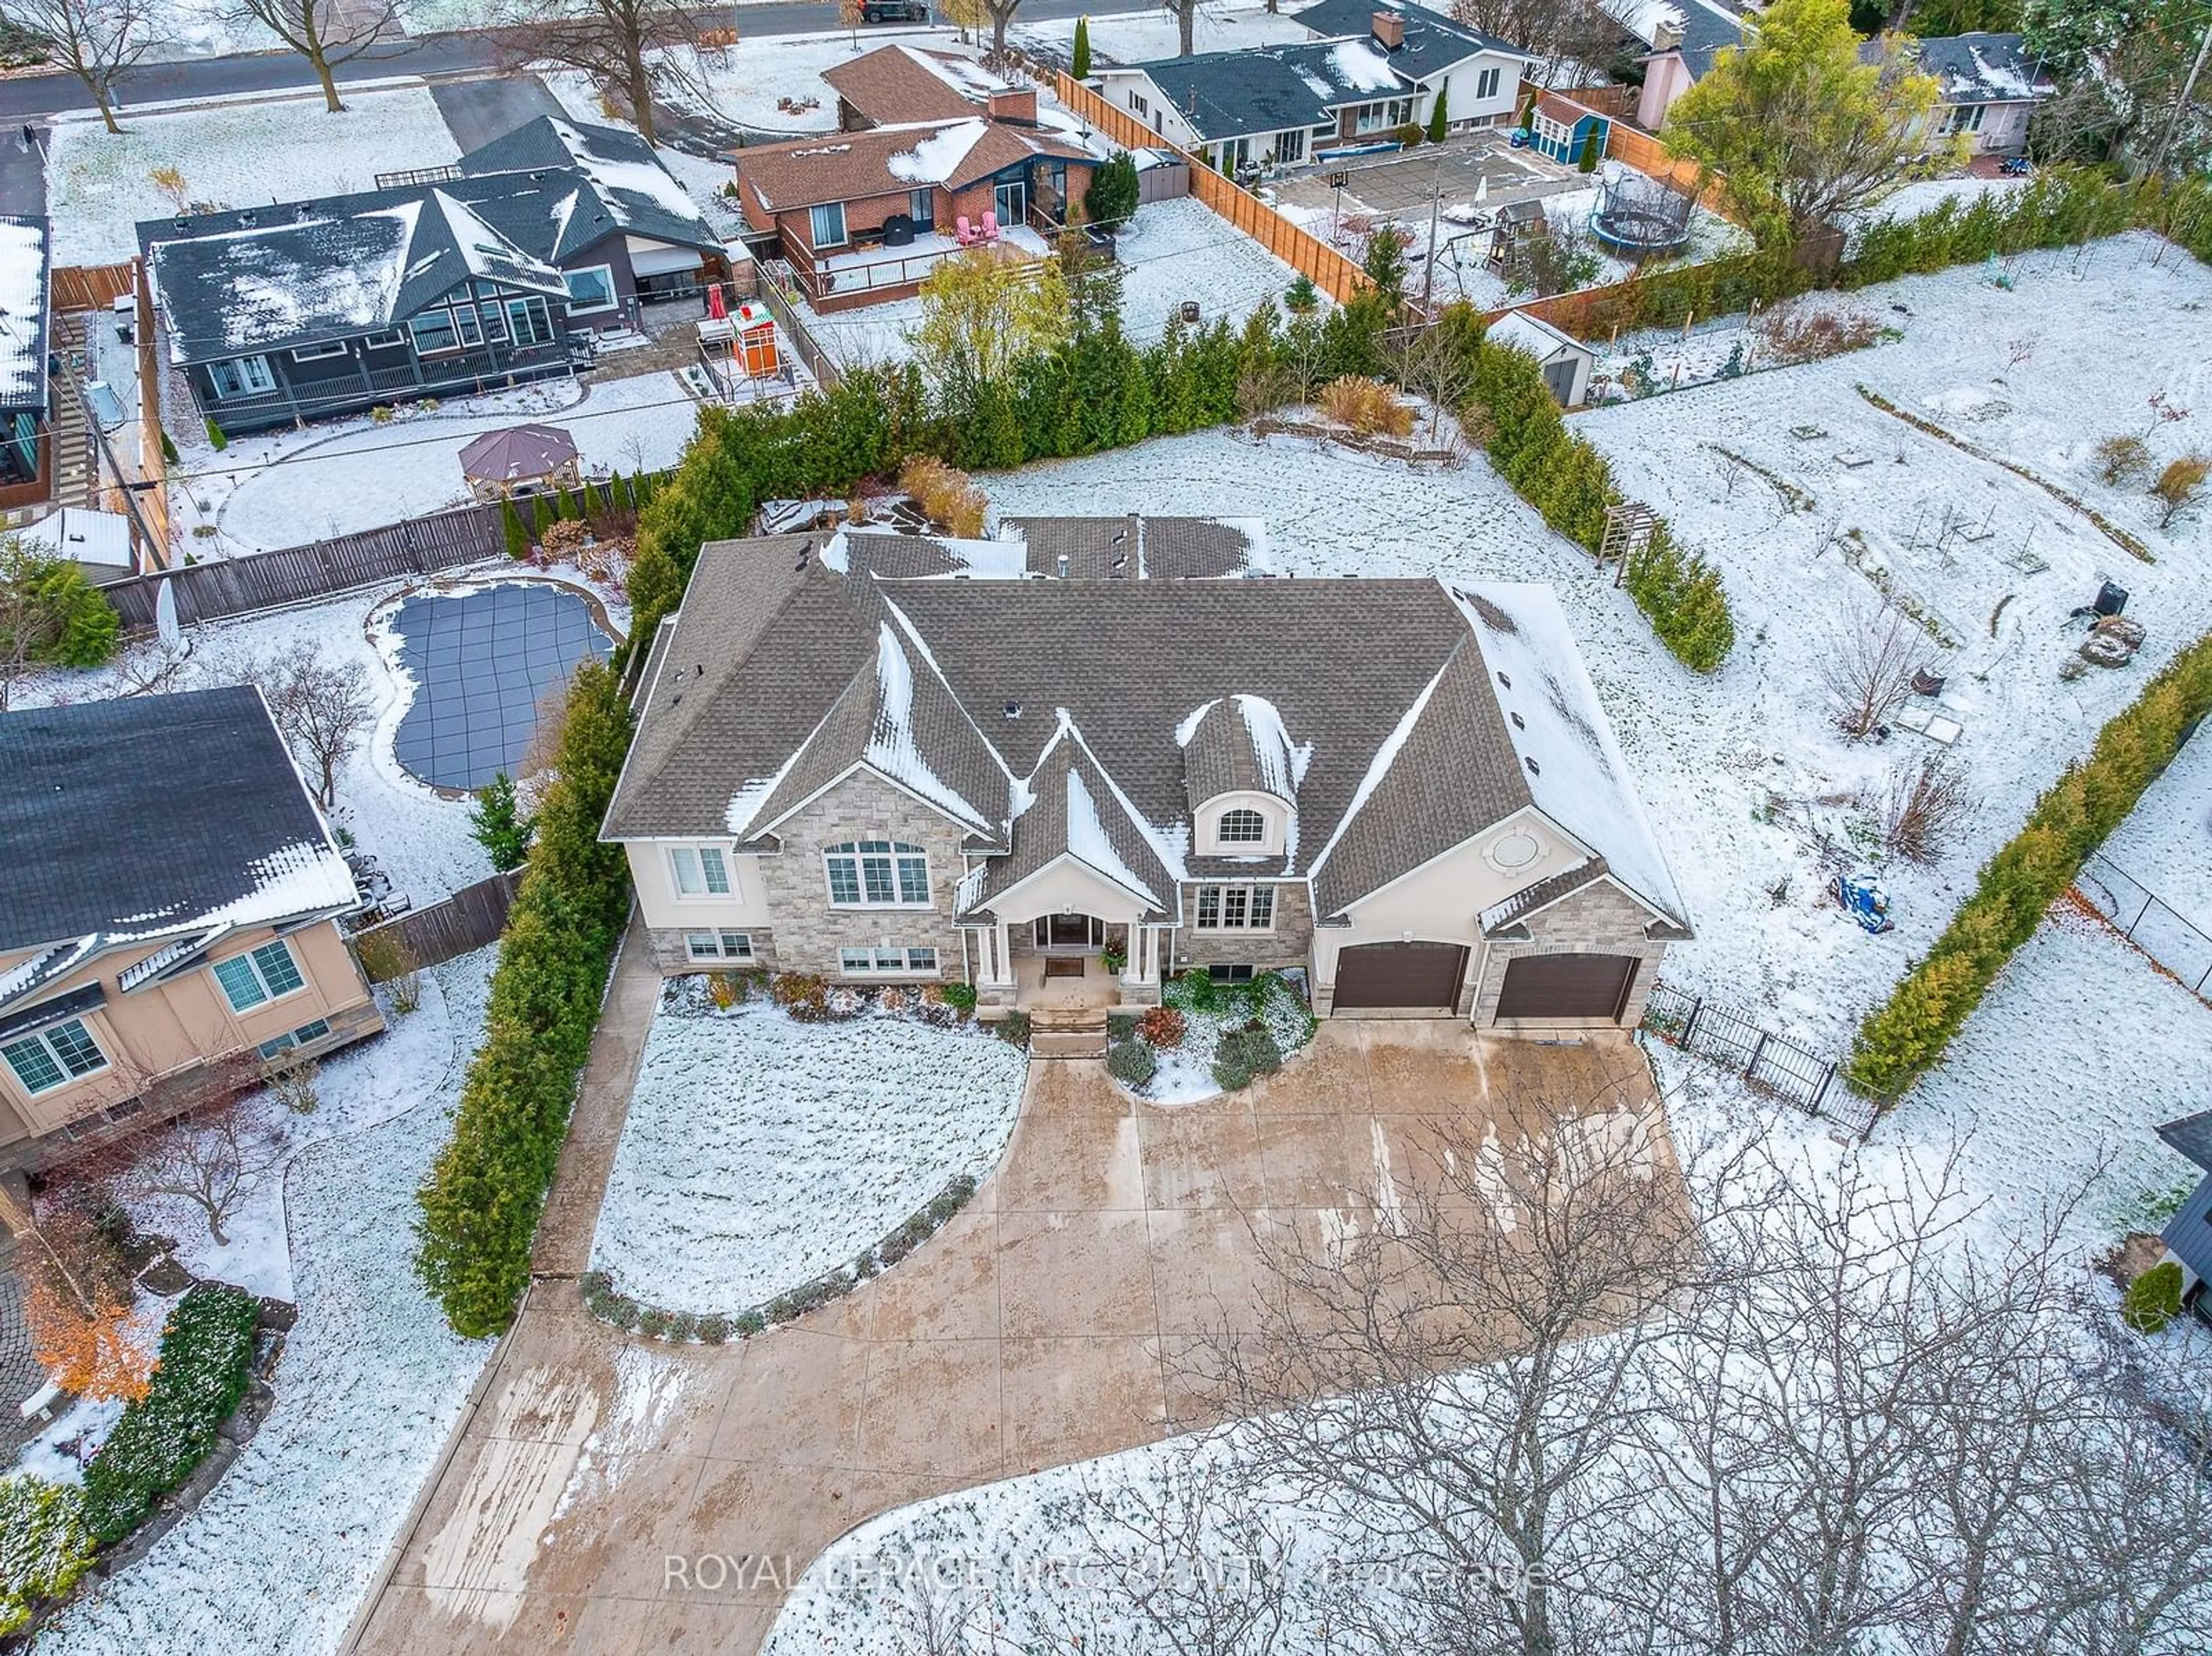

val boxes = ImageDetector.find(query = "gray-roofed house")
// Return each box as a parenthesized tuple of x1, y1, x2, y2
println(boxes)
(600, 522, 1688, 1026)
(0, 686, 382, 1174)
(2154, 1110, 2212, 1318)
(139, 115, 725, 434)
(1096, 8, 1533, 173)
(1863, 32, 2055, 156)
(0, 215, 50, 498)
(1605, 0, 1755, 130)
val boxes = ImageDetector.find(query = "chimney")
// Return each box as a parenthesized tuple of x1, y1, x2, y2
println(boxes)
(1652, 17, 1684, 51)
(987, 86, 1037, 124)
(1370, 10, 1405, 50)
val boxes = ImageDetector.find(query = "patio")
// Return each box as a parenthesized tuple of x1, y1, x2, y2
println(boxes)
(795, 224, 1051, 304)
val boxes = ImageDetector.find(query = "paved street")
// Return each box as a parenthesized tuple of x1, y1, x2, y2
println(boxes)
(351, 918, 1671, 1654)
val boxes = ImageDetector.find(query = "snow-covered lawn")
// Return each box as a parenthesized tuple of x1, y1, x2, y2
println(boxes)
(16, 583, 496, 909)
(2103, 726, 2212, 939)
(590, 988, 1030, 1316)
(32, 950, 498, 1655)
(48, 88, 463, 264)
(176, 369, 700, 556)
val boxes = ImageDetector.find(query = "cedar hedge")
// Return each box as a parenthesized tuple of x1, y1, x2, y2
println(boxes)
(80, 1284, 260, 1544)
(413, 657, 636, 1337)
(1846, 628, 2212, 1103)
(0, 1476, 94, 1634)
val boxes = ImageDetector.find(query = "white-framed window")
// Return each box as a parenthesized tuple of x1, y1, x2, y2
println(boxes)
(825, 840, 930, 907)
(506, 296, 554, 347)
(363, 329, 407, 349)
(1945, 103, 1986, 135)
(839, 946, 939, 975)
(564, 264, 618, 314)
(256, 1017, 331, 1060)
(1352, 98, 1416, 135)
(668, 846, 733, 898)
(207, 355, 276, 399)
(212, 938, 306, 1013)
(1476, 66, 1501, 101)
(685, 931, 755, 961)
(1194, 884, 1276, 930)
(1218, 808, 1267, 845)
(1130, 92, 1150, 118)
(1, 1018, 107, 1096)
(1535, 113, 1568, 147)
(1277, 127, 1306, 164)
(810, 202, 849, 249)
(290, 340, 348, 362)
(455, 305, 487, 347)
(410, 312, 460, 354)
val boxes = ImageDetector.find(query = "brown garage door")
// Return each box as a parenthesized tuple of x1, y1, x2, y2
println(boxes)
(1334, 941, 1469, 1011)
(1495, 953, 1640, 1022)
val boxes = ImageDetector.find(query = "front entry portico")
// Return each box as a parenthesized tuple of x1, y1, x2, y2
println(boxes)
(964, 850, 1172, 1010)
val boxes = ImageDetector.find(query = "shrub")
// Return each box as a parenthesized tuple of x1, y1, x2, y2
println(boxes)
(1848, 626, 2212, 1101)
(1107, 1039, 1158, 1087)
(1210, 1024, 1283, 1092)
(1317, 375, 1414, 437)
(414, 661, 637, 1337)
(2151, 454, 2209, 529)
(994, 1010, 1031, 1047)
(2094, 433, 2153, 486)
(1086, 150, 1139, 227)
(0, 1476, 94, 1634)
(937, 980, 978, 1012)
(540, 517, 592, 557)
(698, 1314, 732, 1344)
(664, 1310, 698, 1342)
(159, 427, 179, 465)
(1166, 969, 1221, 1012)
(502, 495, 531, 559)
(770, 972, 828, 1016)
(81, 1284, 260, 1544)
(637, 1309, 672, 1339)
(469, 771, 536, 871)
(1285, 272, 1320, 316)
(204, 415, 226, 452)
(1622, 526, 1736, 674)
(1139, 1006, 1185, 1049)
(2122, 1259, 2184, 1333)
(734, 1310, 766, 1336)
(1752, 301, 1881, 365)
(898, 454, 987, 537)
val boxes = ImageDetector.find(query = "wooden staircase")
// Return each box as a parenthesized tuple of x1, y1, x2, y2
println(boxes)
(1028, 1005, 1108, 1060)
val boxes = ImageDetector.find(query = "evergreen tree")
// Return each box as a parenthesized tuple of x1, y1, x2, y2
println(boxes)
(1426, 82, 1448, 143)
(1361, 227, 1408, 310)
(1285, 272, 1320, 316)
(469, 771, 536, 871)
(554, 481, 579, 521)
(1071, 13, 1091, 78)
(1085, 151, 1141, 228)
(502, 495, 531, 560)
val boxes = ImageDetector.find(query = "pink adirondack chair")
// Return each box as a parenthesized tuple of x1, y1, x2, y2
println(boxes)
(954, 214, 979, 246)
(980, 209, 1001, 241)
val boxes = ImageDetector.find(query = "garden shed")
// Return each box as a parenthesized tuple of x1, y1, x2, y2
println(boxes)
(1527, 93, 1610, 168)
(1484, 310, 1596, 408)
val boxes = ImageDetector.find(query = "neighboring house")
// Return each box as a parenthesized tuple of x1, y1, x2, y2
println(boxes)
(1604, 0, 1752, 131)
(1526, 90, 1612, 165)
(1097, 9, 1532, 174)
(2156, 1110, 2212, 1318)
(824, 43, 1043, 131)
(1867, 32, 2056, 156)
(600, 524, 1688, 1028)
(1483, 310, 1597, 406)
(0, 687, 382, 1175)
(0, 215, 48, 502)
(735, 118, 1096, 309)
(139, 116, 725, 435)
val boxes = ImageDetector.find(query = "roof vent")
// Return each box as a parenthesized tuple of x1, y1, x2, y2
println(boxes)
(1497, 671, 1512, 689)
(1524, 755, 1540, 775)
(238, 210, 256, 228)
(1003, 700, 1021, 719)
(1509, 711, 1525, 729)
(1055, 554, 1070, 579)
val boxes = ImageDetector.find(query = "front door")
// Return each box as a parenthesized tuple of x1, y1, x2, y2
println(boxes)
(994, 177, 1028, 229)
(1036, 914, 1103, 951)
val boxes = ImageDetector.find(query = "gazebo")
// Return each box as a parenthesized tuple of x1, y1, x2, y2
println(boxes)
(459, 423, 582, 501)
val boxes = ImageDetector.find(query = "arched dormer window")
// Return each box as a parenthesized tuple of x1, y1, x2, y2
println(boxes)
(1218, 808, 1267, 845)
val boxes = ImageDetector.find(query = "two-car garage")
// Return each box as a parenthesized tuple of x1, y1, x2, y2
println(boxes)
(1493, 952, 1642, 1024)
(1329, 941, 1643, 1024)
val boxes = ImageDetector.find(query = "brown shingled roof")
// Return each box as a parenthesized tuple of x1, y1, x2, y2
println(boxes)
(823, 44, 1016, 125)
(737, 119, 1092, 215)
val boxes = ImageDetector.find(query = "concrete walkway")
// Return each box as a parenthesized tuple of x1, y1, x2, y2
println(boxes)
(355, 939, 1658, 1654)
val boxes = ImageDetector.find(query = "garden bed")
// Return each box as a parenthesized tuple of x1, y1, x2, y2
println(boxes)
(587, 976, 1030, 1320)
(1107, 971, 1318, 1105)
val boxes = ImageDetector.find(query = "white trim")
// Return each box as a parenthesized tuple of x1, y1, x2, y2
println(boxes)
(563, 262, 619, 315)
(975, 850, 1151, 924)
(0, 1016, 108, 1097)
(666, 844, 736, 900)
(1333, 803, 1566, 919)
(823, 838, 933, 910)
(210, 937, 306, 1013)
(1489, 866, 1681, 935)
(363, 328, 407, 349)
(748, 758, 1000, 848)
(289, 340, 348, 362)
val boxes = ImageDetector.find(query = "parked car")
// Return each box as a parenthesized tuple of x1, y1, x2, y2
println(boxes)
(862, 0, 929, 20)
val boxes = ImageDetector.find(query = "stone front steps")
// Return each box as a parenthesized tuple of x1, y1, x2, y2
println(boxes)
(1027, 1005, 1108, 1060)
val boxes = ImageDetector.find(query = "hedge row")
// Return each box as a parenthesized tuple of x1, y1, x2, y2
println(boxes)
(80, 1284, 260, 1544)
(0, 1476, 94, 1634)
(1846, 628, 2212, 1102)
(413, 657, 637, 1337)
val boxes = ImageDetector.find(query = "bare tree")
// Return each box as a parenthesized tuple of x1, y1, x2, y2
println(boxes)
(1161, 0, 1198, 56)
(978, 0, 1021, 59)
(133, 1101, 290, 1247)
(2, 0, 156, 135)
(1392, 316, 1482, 445)
(1880, 754, 1971, 863)
(1822, 601, 1927, 740)
(224, 0, 400, 113)
(246, 640, 374, 808)
(101, 633, 191, 699)
(491, 0, 722, 145)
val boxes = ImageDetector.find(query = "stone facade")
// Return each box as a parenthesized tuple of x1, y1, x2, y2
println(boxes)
(1469, 879, 1670, 1030)
(645, 926, 782, 975)
(1166, 880, 1315, 975)
(750, 771, 970, 981)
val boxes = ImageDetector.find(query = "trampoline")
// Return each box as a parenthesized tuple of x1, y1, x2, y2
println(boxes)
(389, 583, 611, 791)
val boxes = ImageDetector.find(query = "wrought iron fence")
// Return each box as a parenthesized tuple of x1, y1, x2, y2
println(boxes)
(2075, 854, 2212, 1001)
(1641, 982, 1873, 1136)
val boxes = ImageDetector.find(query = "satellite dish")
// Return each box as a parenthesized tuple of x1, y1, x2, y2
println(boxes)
(155, 577, 180, 647)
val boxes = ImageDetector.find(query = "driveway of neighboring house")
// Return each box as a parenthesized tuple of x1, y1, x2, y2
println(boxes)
(351, 920, 1666, 1654)
(429, 74, 565, 154)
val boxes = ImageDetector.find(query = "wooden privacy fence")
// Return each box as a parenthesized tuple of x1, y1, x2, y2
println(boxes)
(100, 502, 506, 629)
(351, 871, 522, 979)
(1044, 70, 1368, 304)
(52, 263, 136, 312)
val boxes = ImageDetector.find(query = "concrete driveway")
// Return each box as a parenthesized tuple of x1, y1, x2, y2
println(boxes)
(353, 932, 1662, 1654)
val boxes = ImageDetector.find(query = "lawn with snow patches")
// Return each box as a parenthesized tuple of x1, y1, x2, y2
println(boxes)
(15, 587, 493, 908)
(32, 950, 498, 1656)
(590, 992, 1029, 1316)
(47, 89, 463, 265)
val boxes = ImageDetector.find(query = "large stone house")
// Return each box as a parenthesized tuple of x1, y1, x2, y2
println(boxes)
(0, 687, 382, 1173)
(601, 522, 1689, 1029)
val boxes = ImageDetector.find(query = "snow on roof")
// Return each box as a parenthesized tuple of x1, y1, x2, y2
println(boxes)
(1484, 308, 1589, 360)
(900, 44, 1013, 101)
(1448, 582, 1687, 927)
(1329, 39, 1400, 93)
(0, 217, 46, 407)
(1062, 715, 1190, 884)
(1065, 764, 1160, 905)
(431, 190, 565, 291)
(1235, 694, 1311, 799)
(888, 119, 992, 185)
(866, 620, 993, 834)
(14, 506, 131, 571)
(544, 117, 710, 230)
